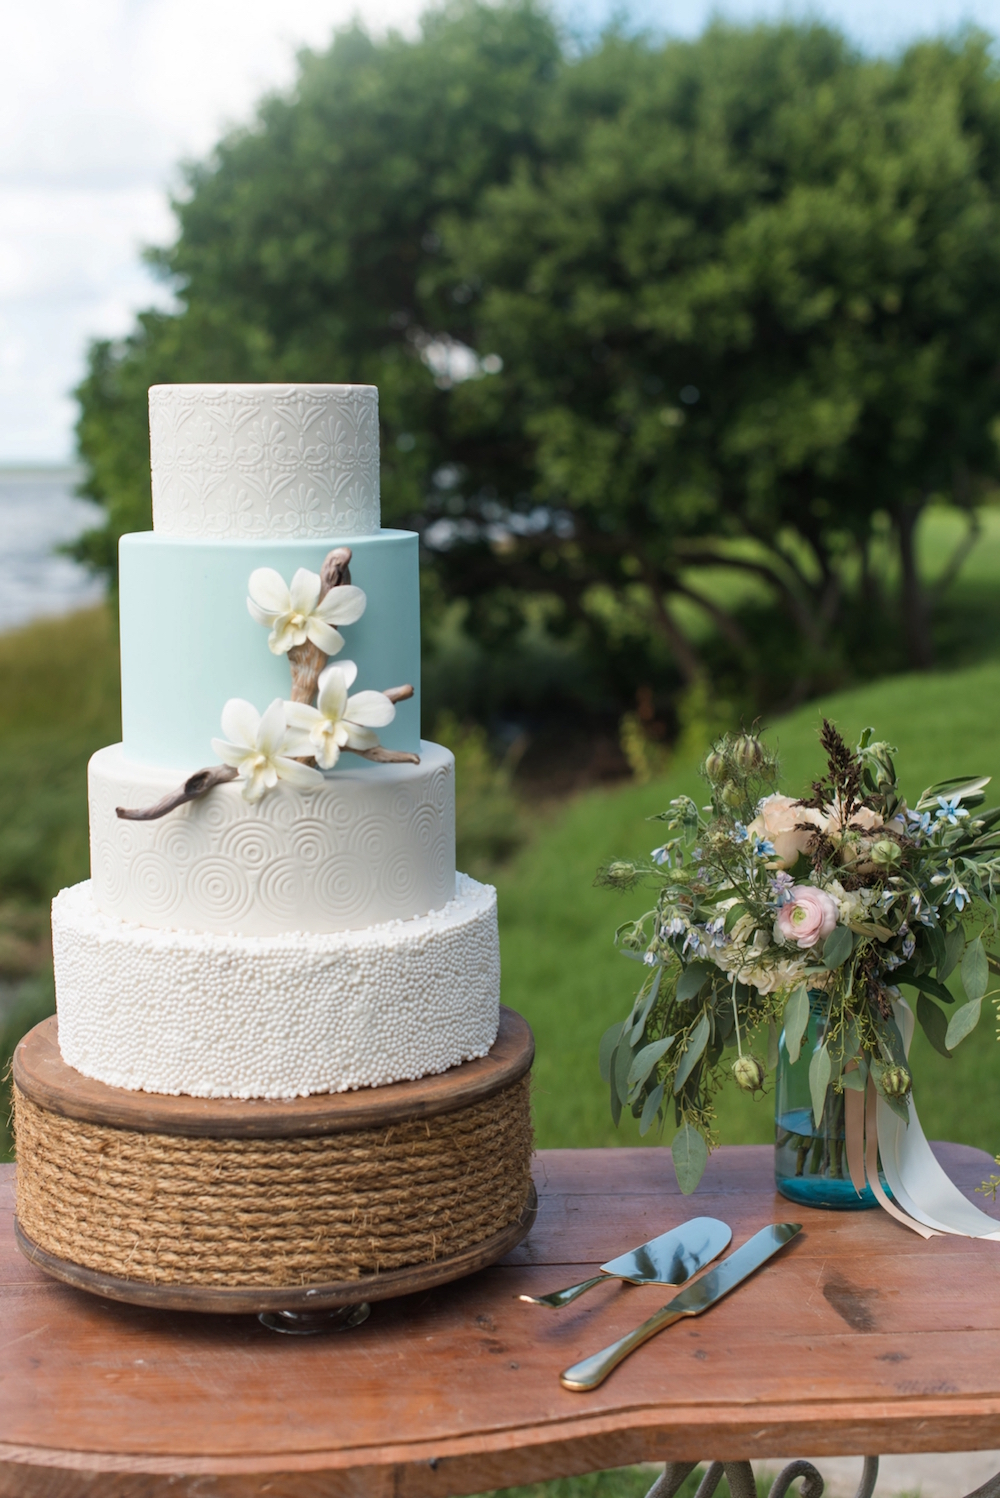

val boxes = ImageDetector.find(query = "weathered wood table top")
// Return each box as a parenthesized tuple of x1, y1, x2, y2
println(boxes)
(1, 1144, 999, 1498)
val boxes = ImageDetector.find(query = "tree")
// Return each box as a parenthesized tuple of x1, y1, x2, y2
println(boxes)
(75, 4, 1000, 729)
(441, 24, 1000, 687)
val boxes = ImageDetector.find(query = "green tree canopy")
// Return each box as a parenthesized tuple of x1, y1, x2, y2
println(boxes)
(76, 2, 1000, 729)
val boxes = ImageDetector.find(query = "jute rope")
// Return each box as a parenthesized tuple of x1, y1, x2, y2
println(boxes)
(14, 1076, 532, 1288)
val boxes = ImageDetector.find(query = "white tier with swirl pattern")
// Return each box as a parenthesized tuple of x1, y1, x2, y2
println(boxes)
(89, 741, 456, 936)
(149, 384, 380, 538)
(52, 875, 500, 1099)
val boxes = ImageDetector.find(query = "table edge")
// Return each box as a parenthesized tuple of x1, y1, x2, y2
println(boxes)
(1, 1398, 999, 1482)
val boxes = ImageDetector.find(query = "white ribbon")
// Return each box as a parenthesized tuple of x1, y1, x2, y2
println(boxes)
(873, 999, 1000, 1240)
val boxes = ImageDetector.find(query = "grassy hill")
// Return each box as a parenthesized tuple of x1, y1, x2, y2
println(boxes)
(496, 659, 1000, 1154)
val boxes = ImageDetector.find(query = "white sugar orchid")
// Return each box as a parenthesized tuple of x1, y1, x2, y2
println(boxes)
(211, 698, 325, 803)
(284, 660, 396, 769)
(247, 567, 367, 657)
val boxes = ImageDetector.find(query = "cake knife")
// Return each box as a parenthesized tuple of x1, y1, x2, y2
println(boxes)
(559, 1222, 802, 1390)
(519, 1216, 732, 1308)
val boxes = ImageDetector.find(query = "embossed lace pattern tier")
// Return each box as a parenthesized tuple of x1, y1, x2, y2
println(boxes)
(149, 384, 380, 538)
(53, 876, 501, 1099)
(90, 742, 456, 936)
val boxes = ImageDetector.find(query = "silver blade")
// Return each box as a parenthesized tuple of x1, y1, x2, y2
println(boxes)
(664, 1222, 802, 1316)
(600, 1217, 732, 1285)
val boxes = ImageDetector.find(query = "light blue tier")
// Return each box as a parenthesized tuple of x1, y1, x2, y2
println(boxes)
(119, 530, 420, 771)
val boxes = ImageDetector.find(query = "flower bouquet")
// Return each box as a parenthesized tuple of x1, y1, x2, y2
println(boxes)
(598, 721, 1000, 1237)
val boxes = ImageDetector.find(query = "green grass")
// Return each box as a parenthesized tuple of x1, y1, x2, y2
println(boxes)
(0, 606, 120, 908)
(0, 606, 120, 1158)
(477, 1468, 775, 1498)
(496, 658, 1000, 1154)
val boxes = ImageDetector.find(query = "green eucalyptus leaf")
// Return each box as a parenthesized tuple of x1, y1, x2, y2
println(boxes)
(809, 1044, 832, 1128)
(676, 961, 713, 1003)
(939, 925, 965, 982)
(882, 1089, 912, 1124)
(671, 1122, 709, 1195)
(604, 1066, 619, 1126)
(629, 966, 662, 1043)
(673, 1013, 710, 1094)
(873, 1015, 907, 1068)
(841, 1069, 866, 1092)
(898, 970, 955, 1004)
(724, 903, 748, 933)
(766, 1018, 779, 1073)
(614, 1032, 636, 1106)
(962, 936, 988, 1003)
(599, 1022, 625, 1083)
(946, 996, 983, 1050)
(639, 1081, 665, 1137)
(783, 986, 810, 1065)
(916, 993, 952, 1059)
(924, 922, 946, 970)
(823, 925, 854, 970)
(627, 1035, 675, 1089)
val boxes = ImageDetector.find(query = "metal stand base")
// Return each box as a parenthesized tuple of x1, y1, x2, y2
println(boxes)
(645, 1455, 1000, 1498)
(258, 1303, 371, 1335)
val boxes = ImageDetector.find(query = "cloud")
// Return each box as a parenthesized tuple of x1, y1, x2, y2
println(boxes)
(0, 0, 425, 463)
(5, 0, 1000, 462)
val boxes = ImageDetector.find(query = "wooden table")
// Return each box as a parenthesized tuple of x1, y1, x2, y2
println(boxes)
(2, 1144, 999, 1498)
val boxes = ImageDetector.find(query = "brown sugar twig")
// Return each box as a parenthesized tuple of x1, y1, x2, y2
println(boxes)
(287, 547, 353, 704)
(116, 765, 238, 821)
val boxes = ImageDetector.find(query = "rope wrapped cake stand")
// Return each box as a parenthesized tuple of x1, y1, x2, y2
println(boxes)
(12, 1005, 535, 1330)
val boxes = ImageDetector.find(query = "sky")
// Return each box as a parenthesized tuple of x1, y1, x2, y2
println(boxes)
(4, 0, 1000, 466)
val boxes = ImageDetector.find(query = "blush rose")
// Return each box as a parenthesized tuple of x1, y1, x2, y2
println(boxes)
(775, 885, 840, 949)
(747, 794, 822, 870)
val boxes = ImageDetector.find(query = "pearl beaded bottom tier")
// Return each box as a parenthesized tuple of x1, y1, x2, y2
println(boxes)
(52, 876, 500, 1099)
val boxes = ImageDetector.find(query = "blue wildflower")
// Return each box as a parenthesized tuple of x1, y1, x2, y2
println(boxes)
(945, 881, 970, 912)
(906, 809, 932, 838)
(935, 795, 969, 827)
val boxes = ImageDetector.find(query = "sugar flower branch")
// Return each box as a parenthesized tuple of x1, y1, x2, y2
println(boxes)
(247, 564, 366, 658)
(211, 698, 325, 803)
(285, 662, 416, 768)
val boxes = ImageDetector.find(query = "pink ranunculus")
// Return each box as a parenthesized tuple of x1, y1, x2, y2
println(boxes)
(746, 794, 822, 870)
(775, 885, 840, 949)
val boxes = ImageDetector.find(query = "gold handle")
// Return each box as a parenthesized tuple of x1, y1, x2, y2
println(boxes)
(560, 1307, 686, 1391)
(519, 1274, 607, 1309)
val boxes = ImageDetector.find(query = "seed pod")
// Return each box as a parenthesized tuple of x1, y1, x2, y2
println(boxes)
(732, 1054, 766, 1092)
(870, 839, 901, 868)
(733, 734, 764, 771)
(607, 861, 636, 884)
(704, 750, 726, 783)
(721, 781, 743, 808)
(880, 1064, 912, 1100)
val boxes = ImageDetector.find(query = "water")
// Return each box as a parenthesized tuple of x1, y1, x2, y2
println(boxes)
(0, 469, 105, 631)
(775, 1104, 880, 1210)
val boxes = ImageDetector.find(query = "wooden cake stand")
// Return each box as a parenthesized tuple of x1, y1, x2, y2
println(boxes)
(12, 1005, 535, 1321)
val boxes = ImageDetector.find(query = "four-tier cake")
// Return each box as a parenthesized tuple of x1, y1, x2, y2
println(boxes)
(13, 384, 534, 1312)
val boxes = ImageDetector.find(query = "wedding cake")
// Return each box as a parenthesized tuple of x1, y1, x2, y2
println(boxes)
(50, 384, 501, 1101)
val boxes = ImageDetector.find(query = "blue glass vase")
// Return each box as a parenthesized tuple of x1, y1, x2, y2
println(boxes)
(774, 991, 879, 1210)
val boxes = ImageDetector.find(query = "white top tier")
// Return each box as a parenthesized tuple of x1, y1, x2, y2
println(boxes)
(148, 384, 380, 538)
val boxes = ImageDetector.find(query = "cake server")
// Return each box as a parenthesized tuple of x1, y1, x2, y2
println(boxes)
(519, 1216, 732, 1309)
(559, 1221, 802, 1391)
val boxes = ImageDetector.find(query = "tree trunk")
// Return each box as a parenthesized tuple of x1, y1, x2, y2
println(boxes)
(894, 502, 933, 669)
